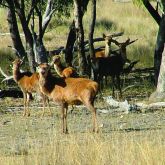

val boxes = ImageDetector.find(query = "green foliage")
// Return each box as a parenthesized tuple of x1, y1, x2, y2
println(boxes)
(24, 0, 73, 20)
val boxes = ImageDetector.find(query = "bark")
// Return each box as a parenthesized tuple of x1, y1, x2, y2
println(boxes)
(14, 0, 36, 72)
(65, 21, 76, 66)
(149, 44, 165, 102)
(65, 0, 89, 67)
(74, 0, 87, 75)
(87, 0, 96, 78)
(6, 0, 26, 58)
(88, 0, 96, 58)
(154, 14, 165, 85)
(142, 0, 161, 25)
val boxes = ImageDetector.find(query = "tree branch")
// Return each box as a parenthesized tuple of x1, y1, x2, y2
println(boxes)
(142, 0, 161, 25)
(42, 0, 55, 36)
(0, 67, 13, 82)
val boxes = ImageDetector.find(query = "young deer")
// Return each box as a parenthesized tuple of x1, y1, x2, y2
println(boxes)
(37, 63, 99, 133)
(52, 55, 78, 78)
(12, 59, 52, 117)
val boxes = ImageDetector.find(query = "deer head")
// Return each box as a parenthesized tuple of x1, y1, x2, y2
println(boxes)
(12, 57, 25, 69)
(37, 63, 50, 78)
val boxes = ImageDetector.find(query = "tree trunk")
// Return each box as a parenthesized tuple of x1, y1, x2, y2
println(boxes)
(65, 21, 76, 66)
(15, 8, 36, 72)
(65, 0, 89, 67)
(149, 44, 165, 102)
(74, 0, 87, 75)
(88, 0, 96, 58)
(87, 0, 96, 78)
(6, 0, 26, 58)
(154, 14, 165, 85)
(33, 37, 48, 64)
(143, 0, 161, 25)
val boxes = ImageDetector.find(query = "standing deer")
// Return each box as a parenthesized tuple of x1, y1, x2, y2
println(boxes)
(37, 63, 99, 133)
(91, 38, 138, 98)
(51, 55, 78, 78)
(12, 58, 52, 116)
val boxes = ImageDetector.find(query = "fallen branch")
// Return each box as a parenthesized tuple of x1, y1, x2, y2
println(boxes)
(0, 67, 13, 82)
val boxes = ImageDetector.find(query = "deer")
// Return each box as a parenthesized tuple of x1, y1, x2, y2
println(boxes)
(12, 58, 52, 117)
(51, 55, 78, 78)
(37, 63, 99, 133)
(91, 38, 138, 98)
(95, 32, 123, 58)
(113, 38, 138, 63)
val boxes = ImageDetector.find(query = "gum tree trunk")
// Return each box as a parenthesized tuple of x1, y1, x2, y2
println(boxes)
(150, 44, 165, 102)
(88, 0, 96, 58)
(74, 0, 87, 75)
(154, 14, 165, 85)
(6, 0, 26, 58)
(65, 0, 89, 67)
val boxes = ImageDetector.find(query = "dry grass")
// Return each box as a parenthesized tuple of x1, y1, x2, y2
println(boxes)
(0, 105, 165, 165)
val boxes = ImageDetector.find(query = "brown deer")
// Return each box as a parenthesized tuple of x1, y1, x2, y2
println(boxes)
(95, 32, 123, 58)
(51, 55, 78, 78)
(37, 63, 99, 133)
(12, 58, 52, 117)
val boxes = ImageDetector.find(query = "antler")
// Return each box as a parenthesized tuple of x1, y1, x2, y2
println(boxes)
(113, 38, 138, 47)
(126, 38, 138, 46)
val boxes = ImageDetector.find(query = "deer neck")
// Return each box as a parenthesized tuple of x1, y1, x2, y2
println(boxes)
(13, 65, 21, 82)
(54, 62, 64, 77)
(39, 72, 52, 97)
(120, 48, 127, 64)
(104, 44, 111, 57)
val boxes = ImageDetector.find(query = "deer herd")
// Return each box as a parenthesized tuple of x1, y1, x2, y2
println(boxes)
(11, 33, 138, 133)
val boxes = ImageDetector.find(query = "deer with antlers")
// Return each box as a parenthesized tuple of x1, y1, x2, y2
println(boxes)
(12, 58, 52, 117)
(51, 55, 78, 78)
(37, 63, 99, 133)
(91, 38, 138, 98)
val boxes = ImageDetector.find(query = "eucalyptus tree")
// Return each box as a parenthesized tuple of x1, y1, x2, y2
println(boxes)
(65, 0, 89, 67)
(1, 0, 72, 72)
(133, 0, 165, 101)
(133, 0, 165, 85)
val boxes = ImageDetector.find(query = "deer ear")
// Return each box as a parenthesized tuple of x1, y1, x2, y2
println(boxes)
(103, 33, 106, 39)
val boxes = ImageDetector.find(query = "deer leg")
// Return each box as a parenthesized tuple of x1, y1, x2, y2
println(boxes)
(98, 75, 103, 91)
(46, 97, 53, 116)
(111, 76, 115, 97)
(61, 103, 68, 134)
(61, 104, 65, 133)
(64, 104, 68, 134)
(41, 93, 46, 117)
(26, 93, 31, 116)
(23, 92, 27, 116)
(83, 100, 98, 133)
(116, 75, 122, 99)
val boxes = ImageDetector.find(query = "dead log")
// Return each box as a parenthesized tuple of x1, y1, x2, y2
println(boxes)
(0, 89, 23, 98)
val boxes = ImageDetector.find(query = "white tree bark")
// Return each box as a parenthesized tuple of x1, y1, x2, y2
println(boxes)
(156, 44, 165, 93)
(149, 44, 165, 102)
